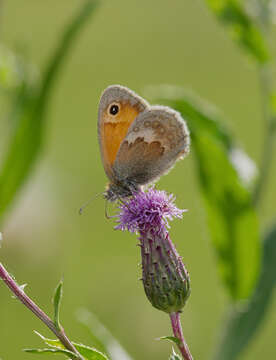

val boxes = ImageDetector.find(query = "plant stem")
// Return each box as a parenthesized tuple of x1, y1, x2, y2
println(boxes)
(0, 262, 83, 360)
(170, 312, 193, 360)
(253, 65, 276, 206)
(253, 1, 276, 207)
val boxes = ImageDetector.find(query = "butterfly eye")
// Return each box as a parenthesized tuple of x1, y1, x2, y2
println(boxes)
(109, 103, 120, 116)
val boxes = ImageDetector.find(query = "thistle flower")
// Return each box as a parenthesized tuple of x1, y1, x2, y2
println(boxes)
(116, 188, 192, 359)
(117, 188, 190, 313)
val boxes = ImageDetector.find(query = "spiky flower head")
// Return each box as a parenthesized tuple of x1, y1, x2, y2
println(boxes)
(116, 188, 191, 313)
(116, 188, 185, 233)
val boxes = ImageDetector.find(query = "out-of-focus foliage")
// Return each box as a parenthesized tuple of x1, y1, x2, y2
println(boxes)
(0, 0, 99, 224)
(213, 221, 276, 360)
(0, 1, 108, 358)
(148, 80, 276, 358)
(77, 309, 133, 360)
(202, 1, 276, 359)
(147, 85, 260, 301)
(205, 0, 269, 62)
(0, 45, 33, 93)
(271, 92, 276, 129)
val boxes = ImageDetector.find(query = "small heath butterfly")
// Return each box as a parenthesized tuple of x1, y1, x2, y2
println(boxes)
(98, 85, 190, 201)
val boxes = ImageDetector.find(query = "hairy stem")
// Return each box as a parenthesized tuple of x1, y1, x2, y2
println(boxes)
(170, 312, 193, 360)
(0, 262, 83, 359)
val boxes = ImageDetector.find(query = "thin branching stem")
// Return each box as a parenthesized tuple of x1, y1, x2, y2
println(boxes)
(170, 312, 193, 360)
(0, 262, 83, 360)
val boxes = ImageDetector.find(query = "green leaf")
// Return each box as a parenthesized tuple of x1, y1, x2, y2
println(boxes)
(0, 0, 99, 224)
(24, 348, 78, 358)
(34, 331, 109, 360)
(205, 0, 269, 63)
(148, 85, 260, 300)
(193, 135, 259, 300)
(53, 279, 63, 330)
(159, 336, 181, 346)
(73, 343, 108, 360)
(213, 222, 276, 360)
(76, 308, 133, 360)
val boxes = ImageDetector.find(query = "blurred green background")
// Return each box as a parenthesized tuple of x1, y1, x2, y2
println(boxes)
(0, 0, 276, 359)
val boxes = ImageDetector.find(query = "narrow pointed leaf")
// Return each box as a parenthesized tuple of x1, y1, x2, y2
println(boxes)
(148, 85, 260, 300)
(159, 336, 181, 346)
(53, 279, 63, 330)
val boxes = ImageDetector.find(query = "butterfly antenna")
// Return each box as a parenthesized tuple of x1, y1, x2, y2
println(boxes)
(79, 193, 103, 215)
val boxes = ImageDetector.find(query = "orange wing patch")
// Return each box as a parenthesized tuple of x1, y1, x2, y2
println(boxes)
(101, 103, 140, 166)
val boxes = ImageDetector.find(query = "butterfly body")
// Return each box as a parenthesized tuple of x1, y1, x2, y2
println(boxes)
(98, 85, 190, 201)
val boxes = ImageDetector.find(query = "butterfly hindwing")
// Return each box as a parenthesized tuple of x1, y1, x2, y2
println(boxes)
(113, 106, 190, 185)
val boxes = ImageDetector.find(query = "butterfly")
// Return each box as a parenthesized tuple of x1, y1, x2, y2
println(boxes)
(98, 85, 190, 201)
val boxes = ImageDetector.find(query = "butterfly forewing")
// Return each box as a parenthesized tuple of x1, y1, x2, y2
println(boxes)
(98, 85, 148, 181)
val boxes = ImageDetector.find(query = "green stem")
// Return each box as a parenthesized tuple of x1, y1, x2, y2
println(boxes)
(253, 65, 276, 206)
(253, 0, 276, 207)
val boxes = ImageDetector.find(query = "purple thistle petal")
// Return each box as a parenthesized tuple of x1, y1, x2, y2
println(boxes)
(116, 188, 186, 234)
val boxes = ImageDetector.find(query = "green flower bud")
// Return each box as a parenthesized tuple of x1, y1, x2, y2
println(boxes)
(141, 229, 190, 313)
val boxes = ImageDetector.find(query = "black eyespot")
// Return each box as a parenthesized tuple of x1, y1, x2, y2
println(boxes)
(109, 104, 119, 115)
